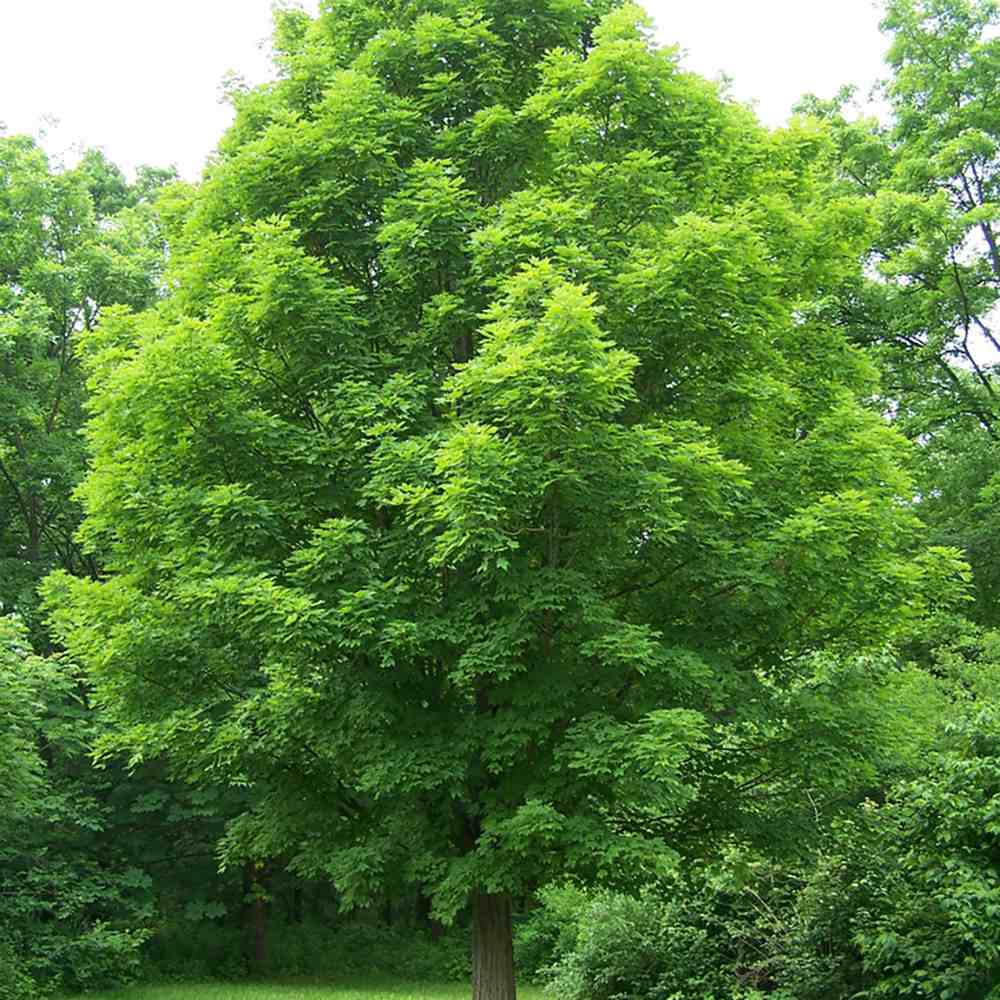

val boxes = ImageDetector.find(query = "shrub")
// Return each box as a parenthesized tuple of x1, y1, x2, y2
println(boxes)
(47, 923, 149, 992)
(545, 889, 737, 1000)
(144, 919, 470, 982)
(514, 883, 590, 982)
(0, 941, 38, 1000)
(772, 707, 1000, 1000)
(143, 921, 248, 981)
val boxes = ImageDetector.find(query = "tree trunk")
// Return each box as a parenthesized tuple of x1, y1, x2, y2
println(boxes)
(252, 888, 267, 973)
(243, 862, 268, 974)
(416, 888, 445, 940)
(472, 891, 516, 1000)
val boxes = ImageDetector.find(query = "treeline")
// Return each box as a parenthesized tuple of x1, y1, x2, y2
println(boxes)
(3, 1, 1000, 999)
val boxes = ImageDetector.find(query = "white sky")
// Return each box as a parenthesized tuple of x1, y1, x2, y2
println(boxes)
(0, 1, 888, 180)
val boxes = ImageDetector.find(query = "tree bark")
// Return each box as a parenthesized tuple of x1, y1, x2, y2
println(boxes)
(243, 861, 268, 974)
(472, 890, 516, 1000)
(416, 888, 445, 940)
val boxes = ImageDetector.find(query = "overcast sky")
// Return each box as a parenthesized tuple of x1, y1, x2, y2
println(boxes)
(0, 1, 888, 180)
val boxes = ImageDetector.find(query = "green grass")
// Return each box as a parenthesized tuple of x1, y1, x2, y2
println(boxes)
(60, 980, 547, 1000)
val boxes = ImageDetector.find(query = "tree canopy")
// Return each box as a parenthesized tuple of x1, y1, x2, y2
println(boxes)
(44, 3, 966, 998)
(0, 137, 169, 634)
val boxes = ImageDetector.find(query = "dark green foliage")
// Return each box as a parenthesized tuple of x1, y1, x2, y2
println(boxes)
(145, 921, 470, 983)
(517, 869, 791, 1000)
(0, 617, 151, 994)
(518, 697, 1000, 1000)
(0, 941, 37, 1000)
(512, 884, 589, 983)
(777, 706, 1000, 1000)
(543, 890, 734, 1000)
(0, 136, 169, 633)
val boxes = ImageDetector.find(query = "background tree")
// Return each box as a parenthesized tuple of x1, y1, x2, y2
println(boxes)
(0, 139, 251, 995)
(48, 4, 963, 999)
(0, 137, 169, 633)
(806, 0, 1000, 625)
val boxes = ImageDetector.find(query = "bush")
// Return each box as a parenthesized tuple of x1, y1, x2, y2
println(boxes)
(771, 706, 1000, 1000)
(144, 919, 470, 982)
(267, 923, 470, 980)
(143, 921, 247, 981)
(544, 889, 738, 1000)
(0, 941, 38, 1000)
(47, 923, 149, 992)
(514, 883, 590, 982)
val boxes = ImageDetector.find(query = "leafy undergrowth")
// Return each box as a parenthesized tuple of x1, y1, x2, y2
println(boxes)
(56, 981, 546, 1000)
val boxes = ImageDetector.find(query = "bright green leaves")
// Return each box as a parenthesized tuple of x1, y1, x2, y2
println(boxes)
(526, 2, 744, 201)
(376, 264, 751, 592)
(423, 422, 525, 574)
(45, 0, 973, 945)
(211, 69, 423, 283)
(614, 212, 784, 418)
(379, 159, 481, 353)
(883, 0, 1000, 148)
(558, 709, 706, 808)
(357, 9, 505, 126)
(213, 216, 365, 403)
(805, 0, 1000, 624)
(451, 264, 637, 427)
(0, 137, 168, 630)
(285, 518, 376, 592)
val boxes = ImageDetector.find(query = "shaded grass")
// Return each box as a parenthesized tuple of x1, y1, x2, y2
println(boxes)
(59, 980, 547, 1000)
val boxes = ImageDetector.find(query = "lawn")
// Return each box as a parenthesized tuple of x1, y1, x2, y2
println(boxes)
(61, 981, 548, 1000)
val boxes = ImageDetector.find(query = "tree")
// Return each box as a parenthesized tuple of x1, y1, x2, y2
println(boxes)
(47, 4, 963, 998)
(803, 0, 1000, 623)
(0, 136, 170, 634)
(0, 139, 238, 994)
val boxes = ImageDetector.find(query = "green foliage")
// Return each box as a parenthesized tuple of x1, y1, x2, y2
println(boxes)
(735, 698, 1000, 1000)
(145, 921, 469, 984)
(807, 0, 1000, 625)
(512, 884, 590, 983)
(524, 868, 791, 1000)
(44, 13, 965, 993)
(544, 890, 737, 1000)
(0, 134, 170, 634)
(47, 982, 538, 1000)
(852, 708, 1000, 998)
(142, 922, 249, 983)
(0, 940, 39, 1000)
(0, 616, 151, 994)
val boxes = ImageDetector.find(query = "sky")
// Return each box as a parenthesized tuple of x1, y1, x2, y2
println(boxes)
(0, 1, 889, 180)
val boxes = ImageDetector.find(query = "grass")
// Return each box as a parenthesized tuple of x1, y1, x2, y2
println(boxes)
(60, 980, 548, 1000)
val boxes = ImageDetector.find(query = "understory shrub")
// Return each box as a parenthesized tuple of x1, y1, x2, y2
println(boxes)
(144, 920, 470, 982)
(143, 921, 247, 981)
(268, 923, 470, 980)
(0, 941, 39, 1000)
(44, 923, 149, 992)
(514, 883, 590, 982)
(519, 859, 808, 1000)
(540, 887, 748, 1000)
(776, 707, 1000, 1000)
